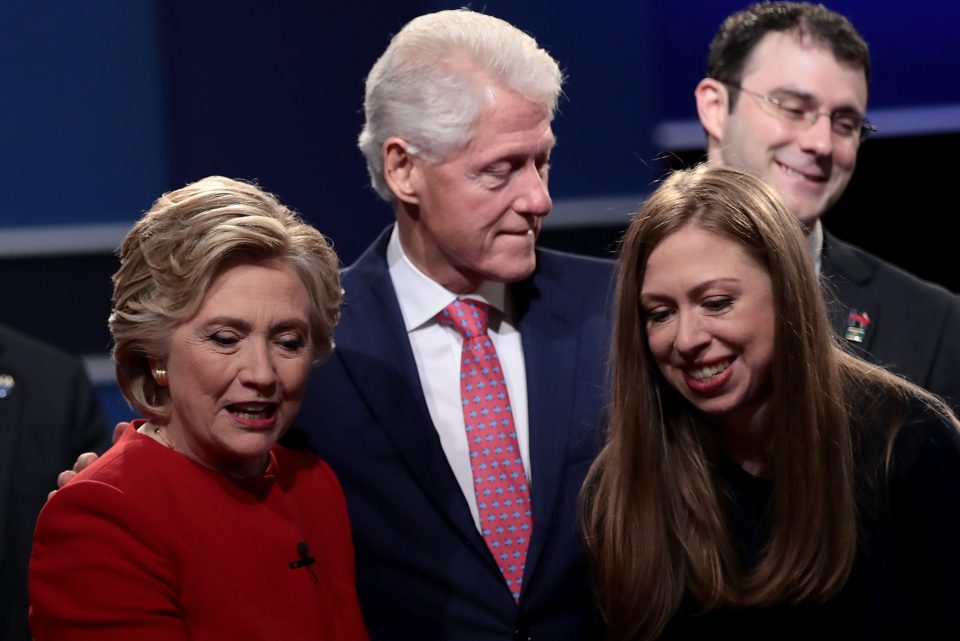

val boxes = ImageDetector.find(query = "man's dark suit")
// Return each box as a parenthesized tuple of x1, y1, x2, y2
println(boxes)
(290, 226, 613, 641)
(0, 323, 110, 641)
(822, 230, 960, 411)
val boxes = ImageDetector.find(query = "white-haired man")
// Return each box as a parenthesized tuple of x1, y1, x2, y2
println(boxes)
(58, 10, 612, 639)
(294, 9, 611, 640)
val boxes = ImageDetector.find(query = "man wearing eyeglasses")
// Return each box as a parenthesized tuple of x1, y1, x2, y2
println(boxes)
(694, 1, 960, 411)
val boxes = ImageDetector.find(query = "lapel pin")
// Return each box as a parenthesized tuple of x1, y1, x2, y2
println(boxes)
(843, 309, 870, 344)
(0, 374, 14, 399)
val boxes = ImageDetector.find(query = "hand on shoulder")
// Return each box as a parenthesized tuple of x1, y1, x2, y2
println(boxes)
(47, 422, 134, 500)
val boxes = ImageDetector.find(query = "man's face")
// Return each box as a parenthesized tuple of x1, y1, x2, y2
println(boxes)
(402, 84, 554, 293)
(713, 32, 868, 229)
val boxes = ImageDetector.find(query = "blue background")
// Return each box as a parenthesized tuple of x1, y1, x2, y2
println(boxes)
(1, 0, 958, 428)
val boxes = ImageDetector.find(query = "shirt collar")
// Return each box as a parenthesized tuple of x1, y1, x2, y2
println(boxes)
(386, 225, 508, 332)
(807, 219, 824, 274)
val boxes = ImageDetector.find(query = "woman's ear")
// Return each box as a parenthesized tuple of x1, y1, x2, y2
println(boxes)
(148, 357, 167, 387)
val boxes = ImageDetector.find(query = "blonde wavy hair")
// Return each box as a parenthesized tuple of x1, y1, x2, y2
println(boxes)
(109, 175, 341, 421)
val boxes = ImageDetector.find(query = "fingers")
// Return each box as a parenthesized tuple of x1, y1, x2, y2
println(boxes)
(113, 422, 132, 444)
(49, 447, 105, 500)
(53, 469, 77, 496)
(74, 451, 99, 471)
(53, 451, 99, 493)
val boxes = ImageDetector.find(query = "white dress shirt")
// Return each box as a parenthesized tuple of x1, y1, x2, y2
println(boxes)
(808, 218, 824, 274)
(386, 226, 531, 530)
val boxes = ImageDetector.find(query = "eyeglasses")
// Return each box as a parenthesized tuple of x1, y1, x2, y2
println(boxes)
(724, 82, 877, 142)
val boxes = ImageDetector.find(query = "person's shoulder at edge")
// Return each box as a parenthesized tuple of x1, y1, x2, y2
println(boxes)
(891, 394, 960, 475)
(850, 383, 960, 508)
(0, 322, 91, 372)
(46, 435, 346, 533)
(0, 321, 111, 456)
(46, 428, 158, 497)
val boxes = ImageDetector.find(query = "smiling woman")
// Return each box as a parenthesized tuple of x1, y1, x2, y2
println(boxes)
(28, 177, 369, 641)
(580, 163, 960, 640)
(640, 224, 776, 451)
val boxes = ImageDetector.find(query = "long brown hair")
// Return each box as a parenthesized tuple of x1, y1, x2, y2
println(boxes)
(582, 164, 863, 640)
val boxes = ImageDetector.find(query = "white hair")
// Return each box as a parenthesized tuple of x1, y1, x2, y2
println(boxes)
(357, 8, 564, 200)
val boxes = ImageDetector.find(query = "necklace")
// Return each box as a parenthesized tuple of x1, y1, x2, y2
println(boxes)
(154, 426, 175, 450)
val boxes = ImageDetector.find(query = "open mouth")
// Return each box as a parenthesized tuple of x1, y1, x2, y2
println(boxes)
(688, 359, 732, 381)
(227, 402, 277, 422)
(501, 228, 536, 236)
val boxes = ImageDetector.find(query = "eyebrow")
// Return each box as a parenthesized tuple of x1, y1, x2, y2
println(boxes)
(201, 316, 310, 333)
(640, 277, 743, 302)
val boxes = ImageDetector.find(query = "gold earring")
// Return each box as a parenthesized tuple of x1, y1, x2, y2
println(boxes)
(153, 368, 168, 386)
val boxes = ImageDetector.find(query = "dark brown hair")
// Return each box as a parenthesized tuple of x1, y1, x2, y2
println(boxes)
(580, 164, 953, 640)
(708, 2, 870, 110)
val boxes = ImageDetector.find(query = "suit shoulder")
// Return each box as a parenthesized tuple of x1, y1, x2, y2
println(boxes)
(534, 247, 615, 284)
(536, 246, 615, 269)
(826, 238, 957, 309)
(529, 249, 616, 317)
(0, 323, 86, 374)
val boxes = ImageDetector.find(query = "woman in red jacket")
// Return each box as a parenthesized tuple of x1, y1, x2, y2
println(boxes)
(29, 176, 368, 641)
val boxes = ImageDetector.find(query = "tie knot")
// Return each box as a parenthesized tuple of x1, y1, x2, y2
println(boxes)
(438, 299, 490, 339)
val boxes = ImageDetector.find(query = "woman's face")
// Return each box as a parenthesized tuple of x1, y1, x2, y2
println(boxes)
(640, 224, 776, 432)
(160, 258, 313, 477)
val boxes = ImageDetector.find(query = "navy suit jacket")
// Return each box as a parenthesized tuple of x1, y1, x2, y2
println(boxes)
(0, 323, 110, 641)
(821, 229, 960, 411)
(289, 226, 614, 641)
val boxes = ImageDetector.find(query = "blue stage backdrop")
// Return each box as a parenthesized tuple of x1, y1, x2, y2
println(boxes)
(1, 0, 957, 428)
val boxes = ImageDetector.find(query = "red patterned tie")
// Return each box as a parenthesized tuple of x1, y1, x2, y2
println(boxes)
(438, 299, 532, 601)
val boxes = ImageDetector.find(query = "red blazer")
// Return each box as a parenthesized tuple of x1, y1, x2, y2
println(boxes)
(29, 427, 369, 641)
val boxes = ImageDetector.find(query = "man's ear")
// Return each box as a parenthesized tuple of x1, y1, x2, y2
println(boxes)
(694, 78, 729, 144)
(383, 137, 421, 205)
